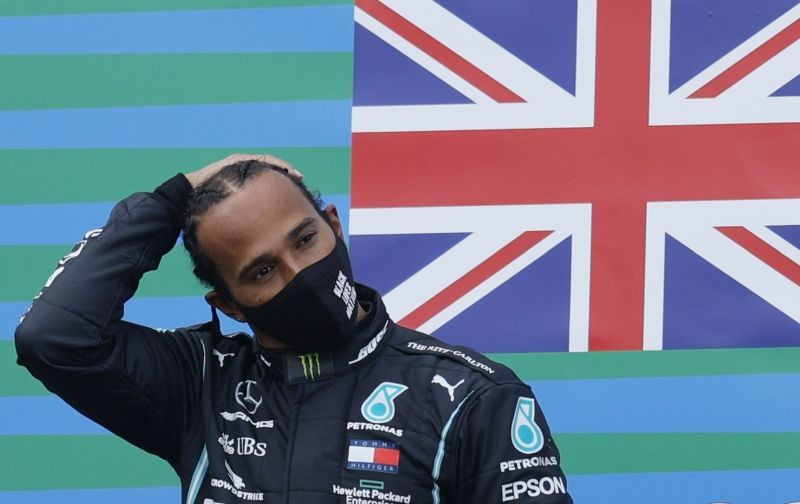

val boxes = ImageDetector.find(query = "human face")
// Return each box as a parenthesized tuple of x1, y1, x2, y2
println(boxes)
(196, 170, 344, 326)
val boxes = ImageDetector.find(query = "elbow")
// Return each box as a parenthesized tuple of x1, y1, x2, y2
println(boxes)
(14, 303, 53, 371)
(14, 299, 93, 373)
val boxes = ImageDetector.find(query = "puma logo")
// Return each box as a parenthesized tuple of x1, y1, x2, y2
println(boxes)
(213, 349, 235, 367)
(431, 374, 465, 402)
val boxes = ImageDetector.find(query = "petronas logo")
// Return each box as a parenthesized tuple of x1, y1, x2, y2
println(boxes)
(299, 353, 322, 381)
(511, 397, 544, 454)
(361, 382, 408, 424)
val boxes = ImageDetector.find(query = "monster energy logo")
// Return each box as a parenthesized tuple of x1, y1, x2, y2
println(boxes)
(298, 353, 322, 380)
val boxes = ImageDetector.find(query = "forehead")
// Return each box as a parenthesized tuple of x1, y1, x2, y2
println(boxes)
(194, 170, 319, 262)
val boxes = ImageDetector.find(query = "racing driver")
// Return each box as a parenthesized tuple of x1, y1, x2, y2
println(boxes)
(15, 154, 574, 503)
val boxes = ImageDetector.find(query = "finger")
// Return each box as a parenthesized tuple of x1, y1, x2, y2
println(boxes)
(251, 154, 303, 180)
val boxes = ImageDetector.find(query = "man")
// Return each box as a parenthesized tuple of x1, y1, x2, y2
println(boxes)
(15, 154, 573, 503)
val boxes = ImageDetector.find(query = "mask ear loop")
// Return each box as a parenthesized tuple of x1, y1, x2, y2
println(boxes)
(210, 304, 222, 335)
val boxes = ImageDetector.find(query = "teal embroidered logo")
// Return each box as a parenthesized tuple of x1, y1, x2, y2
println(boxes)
(511, 397, 544, 454)
(361, 382, 408, 424)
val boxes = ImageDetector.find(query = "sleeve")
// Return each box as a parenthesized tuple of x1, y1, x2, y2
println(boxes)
(14, 174, 204, 467)
(442, 383, 573, 504)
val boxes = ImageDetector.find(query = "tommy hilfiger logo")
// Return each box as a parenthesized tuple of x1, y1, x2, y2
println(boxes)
(299, 353, 322, 381)
(346, 439, 400, 474)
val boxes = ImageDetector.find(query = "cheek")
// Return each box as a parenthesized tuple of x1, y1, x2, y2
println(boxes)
(230, 228, 337, 306)
(232, 284, 280, 308)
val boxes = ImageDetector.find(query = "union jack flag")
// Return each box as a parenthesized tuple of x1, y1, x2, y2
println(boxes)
(349, 0, 800, 352)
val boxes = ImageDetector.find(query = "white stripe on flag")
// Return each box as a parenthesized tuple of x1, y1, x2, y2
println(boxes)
(348, 446, 375, 463)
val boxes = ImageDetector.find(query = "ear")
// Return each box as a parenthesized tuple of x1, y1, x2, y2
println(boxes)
(205, 291, 246, 323)
(324, 203, 344, 241)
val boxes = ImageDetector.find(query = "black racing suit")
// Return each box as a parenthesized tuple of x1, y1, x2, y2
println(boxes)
(15, 174, 573, 504)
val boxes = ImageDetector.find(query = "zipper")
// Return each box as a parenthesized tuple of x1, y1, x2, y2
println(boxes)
(282, 387, 303, 504)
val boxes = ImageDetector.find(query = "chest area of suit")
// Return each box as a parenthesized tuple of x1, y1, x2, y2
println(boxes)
(190, 359, 474, 503)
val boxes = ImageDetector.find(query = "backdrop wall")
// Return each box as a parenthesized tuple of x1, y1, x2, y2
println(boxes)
(2, 1, 799, 503)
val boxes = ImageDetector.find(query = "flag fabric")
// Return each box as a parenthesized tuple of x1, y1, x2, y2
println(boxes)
(350, 0, 800, 353)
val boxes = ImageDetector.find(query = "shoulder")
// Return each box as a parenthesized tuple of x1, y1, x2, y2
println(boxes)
(386, 324, 522, 386)
(164, 322, 255, 375)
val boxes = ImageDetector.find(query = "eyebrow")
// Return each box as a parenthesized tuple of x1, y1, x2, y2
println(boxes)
(237, 217, 317, 282)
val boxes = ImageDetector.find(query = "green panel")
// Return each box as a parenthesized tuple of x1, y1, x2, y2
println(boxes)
(0, 54, 352, 111)
(0, 148, 351, 205)
(0, 0, 347, 16)
(0, 245, 202, 302)
(0, 342, 49, 396)
(7, 340, 800, 397)
(489, 347, 800, 380)
(556, 432, 800, 475)
(0, 435, 177, 491)
(0, 246, 68, 302)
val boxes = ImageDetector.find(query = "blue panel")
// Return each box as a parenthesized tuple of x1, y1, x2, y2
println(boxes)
(352, 24, 471, 106)
(663, 234, 800, 349)
(668, 0, 798, 92)
(569, 469, 800, 504)
(0, 101, 352, 148)
(2, 297, 252, 341)
(434, 0, 577, 94)
(0, 202, 113, 245)
(0, 6, 353, 54)
(0, 396, 110, 434)
(0, 194, 349, 246)
(529, 373, 800, 433)
(770, 224, 800, 248)
(10, 373, 800, 435)
(0, 488, 181, 504)
(434, 236, 571, 353)
(771, 73, 800, 96)
(350, 232, 469, 295)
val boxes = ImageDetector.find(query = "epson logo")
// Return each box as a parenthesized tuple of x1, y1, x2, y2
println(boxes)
(501, 477, 566, 502)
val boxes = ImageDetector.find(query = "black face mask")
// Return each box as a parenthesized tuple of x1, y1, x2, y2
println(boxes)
(239, 238, 359, 353)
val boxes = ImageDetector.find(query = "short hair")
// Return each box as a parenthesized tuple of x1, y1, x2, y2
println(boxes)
(182, 159, 326, 296)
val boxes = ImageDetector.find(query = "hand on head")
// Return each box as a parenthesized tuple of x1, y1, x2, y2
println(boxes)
(185, 153, 304, 188)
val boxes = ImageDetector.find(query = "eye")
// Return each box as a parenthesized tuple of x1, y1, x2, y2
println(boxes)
(254, 264, 274, 280)
(298, 232, 317, 248)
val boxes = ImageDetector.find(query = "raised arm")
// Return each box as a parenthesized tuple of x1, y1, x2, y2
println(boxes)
(14, 173, 204, 467)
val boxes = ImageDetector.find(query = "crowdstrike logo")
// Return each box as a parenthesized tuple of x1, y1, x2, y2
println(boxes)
(235, 380, 262, 415)
(226, 461, 245, 489)
(210, 461, 264, 501)
(298, 353, 321, 381)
